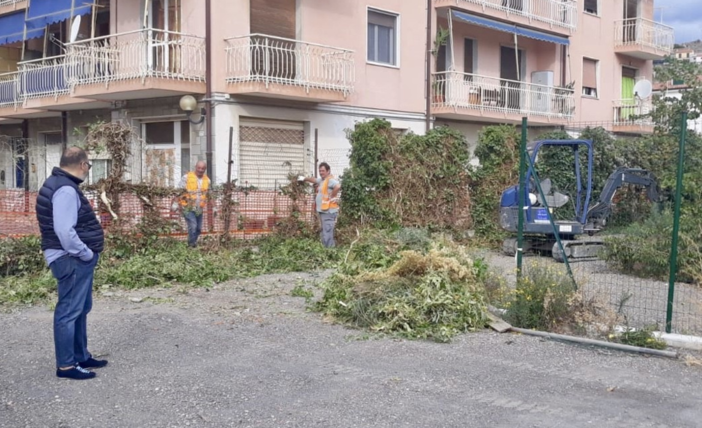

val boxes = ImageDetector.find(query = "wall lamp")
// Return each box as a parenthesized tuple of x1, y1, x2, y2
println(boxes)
(179, 95, 206, 125)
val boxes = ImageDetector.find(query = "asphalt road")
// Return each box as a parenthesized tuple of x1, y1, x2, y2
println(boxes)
(1, 272, 701, 428)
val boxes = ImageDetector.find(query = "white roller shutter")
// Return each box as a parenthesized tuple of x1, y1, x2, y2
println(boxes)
(239, 119, 305, 189)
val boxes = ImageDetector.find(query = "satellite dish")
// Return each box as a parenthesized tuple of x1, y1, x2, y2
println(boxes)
(633, 79, 653, 99)
(69, 15, 81, 43)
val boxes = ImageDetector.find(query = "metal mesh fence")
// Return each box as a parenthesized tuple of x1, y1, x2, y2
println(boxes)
(518, 259, 702, 337)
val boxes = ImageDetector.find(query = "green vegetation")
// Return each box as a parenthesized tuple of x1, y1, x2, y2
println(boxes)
(314, 231, 488, 343)
(0, 235, 339, 305)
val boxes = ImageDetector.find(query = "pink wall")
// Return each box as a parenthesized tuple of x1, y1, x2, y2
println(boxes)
(568, 0, 655, 123)
(299, 0, 427, 114)
(210, 0, 250, 94)
(104, 0, 659, 126)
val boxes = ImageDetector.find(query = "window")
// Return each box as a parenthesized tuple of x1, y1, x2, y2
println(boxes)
(144, 121, 175, 145)
(88, 159, 112, 185)
(672, 79, 685, 85)
(582, 58, 598, 98)
(367, 9, 398, 66)
(584, 0, 598, 14)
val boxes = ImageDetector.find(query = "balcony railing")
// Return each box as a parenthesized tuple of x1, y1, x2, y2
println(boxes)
(613, 98, 653, 126)
(0, 72, 18, 108)
(19, 55, 69, 100)
(66, 29, 206, 86)
(614, 18, 674, 54)
(448, 0, 577, 31)
(225, 34, 355, 96)
(0, 0, 24, 6)
(432, 71, 575, 118)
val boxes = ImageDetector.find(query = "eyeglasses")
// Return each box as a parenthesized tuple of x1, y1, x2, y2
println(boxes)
(84, 161, 92, 170)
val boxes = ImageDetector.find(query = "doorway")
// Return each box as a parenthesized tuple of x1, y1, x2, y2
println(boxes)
(500, 46, 525, 110)
(148, 0, 182, 74)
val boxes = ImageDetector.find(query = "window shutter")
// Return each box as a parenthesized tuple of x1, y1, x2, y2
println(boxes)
(582, 58, 597, 88)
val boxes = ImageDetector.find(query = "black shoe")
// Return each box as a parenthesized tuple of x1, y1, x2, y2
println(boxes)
(56, 365, 96, 380)
(78, 357, 108, 369)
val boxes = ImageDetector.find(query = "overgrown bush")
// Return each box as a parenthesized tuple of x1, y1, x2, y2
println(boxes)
(504, 263, 578, 331)
(601, 209, 702, 283)
(469, 125, 520, 243)
(0, 236, 44, 277)
(341, 119, 472, 230)
(315, 233, 488, 342)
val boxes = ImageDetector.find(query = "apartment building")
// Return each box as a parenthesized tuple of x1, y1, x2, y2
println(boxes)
(0, 0, 674, 191)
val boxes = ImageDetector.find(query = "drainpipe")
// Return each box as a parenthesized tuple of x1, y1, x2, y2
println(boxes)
(425, 0, 432, 133)
(205, 0, 213, 179)
(61, 111, 68, 150)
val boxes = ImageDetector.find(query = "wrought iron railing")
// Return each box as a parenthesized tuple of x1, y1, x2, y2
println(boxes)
(614, 18, 674, 54)
(225, 34, 354, 96)
(613, 98, 653, 126)
(432, 71, 575, 118)
(19, 55, 69, 99)
(0, 72, 19, 108)
(0, 0, 25, 6)
(66, 28, 206, 86)
(445, 0, 577, 31)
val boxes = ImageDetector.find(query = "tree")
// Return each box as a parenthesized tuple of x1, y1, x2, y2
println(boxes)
(650, 57, 702, 134)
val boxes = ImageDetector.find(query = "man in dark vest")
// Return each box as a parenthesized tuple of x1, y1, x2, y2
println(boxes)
(36, 146, 107, 380)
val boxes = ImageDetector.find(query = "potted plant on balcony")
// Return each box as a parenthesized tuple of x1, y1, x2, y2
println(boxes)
(554, 81, 575, 116)
(431, 26, 450, 104)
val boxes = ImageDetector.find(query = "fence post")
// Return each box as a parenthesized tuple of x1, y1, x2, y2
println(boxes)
(666, 111, 688, 334)
(516, 117, 527, 279)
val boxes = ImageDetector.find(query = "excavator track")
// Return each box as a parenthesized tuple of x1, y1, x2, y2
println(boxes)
(551, 239, 606, 262)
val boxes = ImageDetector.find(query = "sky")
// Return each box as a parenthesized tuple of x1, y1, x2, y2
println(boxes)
(654, 0, 702, 44)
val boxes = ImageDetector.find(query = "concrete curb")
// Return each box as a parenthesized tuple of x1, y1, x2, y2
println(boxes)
(655, 332, 702, 351)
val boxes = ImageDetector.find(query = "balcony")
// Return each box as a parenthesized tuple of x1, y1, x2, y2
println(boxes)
(0, 0, 26, 14)
(432, 71, 574, 124)
(225, 34, 354, 103)
(66, 28, 206, 100)
(0, 72, 17, 108)
(436, 0, 577, 34)
(614, 18, 674, 60)
(0, 56, 111, 119)
(612, 98, 654, 134)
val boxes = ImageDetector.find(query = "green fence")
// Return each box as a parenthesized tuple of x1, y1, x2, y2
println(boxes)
(514, 114, 702, 337)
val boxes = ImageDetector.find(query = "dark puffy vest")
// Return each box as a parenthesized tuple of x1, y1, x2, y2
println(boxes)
(36, 167, 104, 253)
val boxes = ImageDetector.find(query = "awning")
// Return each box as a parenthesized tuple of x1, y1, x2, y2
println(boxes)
(26, 0, 92, 32)
(451, 10, 569, 46)
(0, 12, 27, 45)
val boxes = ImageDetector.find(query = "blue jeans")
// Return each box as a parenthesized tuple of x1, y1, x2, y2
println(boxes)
(51, 253, 99, 368)
(184, 211, 203, 247)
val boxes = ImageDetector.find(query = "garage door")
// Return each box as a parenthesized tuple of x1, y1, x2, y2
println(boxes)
(239, 119, 305, 189)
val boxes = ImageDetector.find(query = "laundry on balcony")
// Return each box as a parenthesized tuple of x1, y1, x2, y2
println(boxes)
(450, 10, 569, 45)
(0, 11, 43, 45)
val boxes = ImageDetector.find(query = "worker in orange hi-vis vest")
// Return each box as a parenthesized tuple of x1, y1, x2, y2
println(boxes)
(171, 160, 210, 247)
(298, 162, 341, 248)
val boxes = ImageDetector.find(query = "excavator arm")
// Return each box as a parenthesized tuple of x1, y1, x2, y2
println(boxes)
(585, 167, 660, 232)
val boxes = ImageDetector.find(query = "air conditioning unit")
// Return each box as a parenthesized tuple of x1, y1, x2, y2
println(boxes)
(531, 71, 554, 113)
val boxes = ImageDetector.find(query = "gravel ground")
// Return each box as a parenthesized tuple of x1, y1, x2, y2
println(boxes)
(1, 257, 702, 428)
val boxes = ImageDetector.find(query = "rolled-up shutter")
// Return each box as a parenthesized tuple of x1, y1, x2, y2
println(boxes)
(239, 119, 305, 190)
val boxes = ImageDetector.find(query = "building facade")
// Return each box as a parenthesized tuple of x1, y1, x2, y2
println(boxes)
(0, 0, 674, 191)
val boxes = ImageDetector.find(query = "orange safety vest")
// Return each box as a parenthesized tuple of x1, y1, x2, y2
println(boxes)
(179, 172, 210, 208)
(320, 175, 339, 211)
